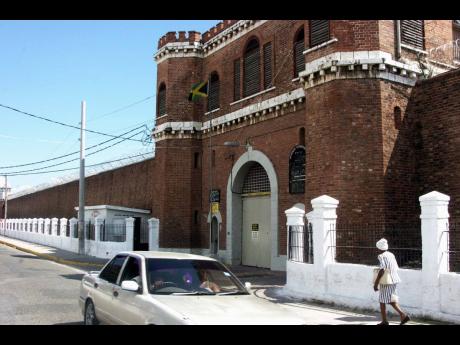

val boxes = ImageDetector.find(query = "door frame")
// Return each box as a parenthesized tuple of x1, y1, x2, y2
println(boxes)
(226, 148, 285, 271)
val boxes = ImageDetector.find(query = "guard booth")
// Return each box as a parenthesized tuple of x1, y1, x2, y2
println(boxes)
(75, 205, 151, 250)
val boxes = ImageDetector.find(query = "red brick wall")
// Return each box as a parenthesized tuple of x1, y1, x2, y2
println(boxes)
(305, 79, 386, 223)
(407, 69, 460, 220)
(7, 158, 157, 219)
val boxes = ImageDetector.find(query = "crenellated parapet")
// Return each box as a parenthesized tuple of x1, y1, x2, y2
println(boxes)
(158, 30, 202, 49)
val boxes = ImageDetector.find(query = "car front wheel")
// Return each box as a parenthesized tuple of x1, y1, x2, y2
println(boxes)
(84, 300, 99, 325)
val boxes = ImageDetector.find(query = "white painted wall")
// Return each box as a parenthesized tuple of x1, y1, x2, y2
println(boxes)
(284, 192, 460, 324)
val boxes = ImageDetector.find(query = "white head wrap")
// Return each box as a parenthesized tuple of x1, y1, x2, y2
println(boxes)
(376, 238, 388, 251)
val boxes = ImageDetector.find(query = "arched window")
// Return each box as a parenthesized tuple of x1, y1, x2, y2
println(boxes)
(401, 20, 424, 50)
(294, 27, 305, 77)
(289, 146, 306, 194)
(310, 20, 330, 47)
(208, 72, 220, 112)
(394, 107, 402, 130)
(157, 83, 166, 116)
(243, 38, 261, 98)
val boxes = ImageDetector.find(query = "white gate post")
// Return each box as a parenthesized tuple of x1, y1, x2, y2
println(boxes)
(60, 218, 68, 237)
(419, 191, 450, 317)
(69, 217, 78, 238)
(285, 203, 306, 262)
(148, 218, 160, 251)
(309, 195, 339, 295)
(51, 218, 59, 236)
(311, 195, 339, 268)
(125, 217, 135, 251)
(94, 217, 104, 243)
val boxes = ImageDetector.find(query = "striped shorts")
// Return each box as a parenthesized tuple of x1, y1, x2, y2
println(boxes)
(379, 284, 398, 304)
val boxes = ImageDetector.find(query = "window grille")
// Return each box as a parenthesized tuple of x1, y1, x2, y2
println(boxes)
(401, 20, 425, 50)
(234, 59, 241, 101)
(242, 163, 270, 194)
(294, 29, 305, 77)
(454, 21, 460, 61)
(158, 83, 166, 116)
(310, 20, 330, 47)
(263, 42, 273, 89)
(208, 72, 220, 111)
(243, 39, 260, 98)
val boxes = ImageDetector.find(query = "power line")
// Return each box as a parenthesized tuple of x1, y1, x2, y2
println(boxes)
(0, 125, 146, 169)
(0, 103, 146, 142)
(4, 152, 153, 176)
(0, 129, 145, 175)
(87, 95, 155, 122)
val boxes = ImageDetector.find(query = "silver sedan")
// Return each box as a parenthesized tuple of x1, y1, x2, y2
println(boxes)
(79, 251, 304, 325)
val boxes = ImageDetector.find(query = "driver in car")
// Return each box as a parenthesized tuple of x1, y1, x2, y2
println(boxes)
(198, 269, 221, 293)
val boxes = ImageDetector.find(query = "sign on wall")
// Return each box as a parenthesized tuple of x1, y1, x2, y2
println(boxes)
(210, 189, 220, 202)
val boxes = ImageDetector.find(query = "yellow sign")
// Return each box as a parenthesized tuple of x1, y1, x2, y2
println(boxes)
(211, 202, 219, 214)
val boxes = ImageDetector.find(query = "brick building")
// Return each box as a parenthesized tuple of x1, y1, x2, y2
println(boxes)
(4, 20, 460, 271)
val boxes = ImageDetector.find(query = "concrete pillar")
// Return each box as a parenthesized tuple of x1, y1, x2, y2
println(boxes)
(60, 218, 68, 237)
(69, 218, 78, 238)
(37, 218, 44, 234)
(419, 191, 450, 316)
(148, 218, 160, 251)
(310, 195, 339, 268)
(44, 218, 51, 235)
(94, 217, 104, 243)
(27, 218, 33, 232)
(125, 217, 135, 251)
(32, 218, 37, 233)
(51, 218, 59, 236)
(285, 203, 306, 262)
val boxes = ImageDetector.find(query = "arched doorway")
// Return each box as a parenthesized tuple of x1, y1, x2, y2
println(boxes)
(226, 148, 281, 270)
(241, 163, 271, 267)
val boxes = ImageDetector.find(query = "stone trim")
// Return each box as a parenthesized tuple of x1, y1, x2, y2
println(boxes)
(154, 20, 269, 64)
(204, 108, 221, 116)
(401, 43, 428, 55)
(299, 50, 425, 88)
(153, 88, 306, 141)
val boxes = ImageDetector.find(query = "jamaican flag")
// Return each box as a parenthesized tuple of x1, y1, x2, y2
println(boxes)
(188, 81, 208, 102)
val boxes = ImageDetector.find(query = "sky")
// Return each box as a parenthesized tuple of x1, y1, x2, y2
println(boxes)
(0, 20, 219, 196)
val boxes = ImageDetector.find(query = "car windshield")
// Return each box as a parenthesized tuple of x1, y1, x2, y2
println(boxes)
(146, 258, 248, 295)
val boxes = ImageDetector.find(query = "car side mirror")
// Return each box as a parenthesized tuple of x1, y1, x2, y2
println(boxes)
(121, 280, 140, 292)
(244, 282, 252, 292)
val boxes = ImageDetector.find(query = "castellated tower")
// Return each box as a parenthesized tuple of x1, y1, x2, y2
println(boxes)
(152, 30, 205, 250)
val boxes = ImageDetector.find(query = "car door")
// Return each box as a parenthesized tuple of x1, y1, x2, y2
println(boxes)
(95, 254, 128, 324)
(110, 255, 148, 325)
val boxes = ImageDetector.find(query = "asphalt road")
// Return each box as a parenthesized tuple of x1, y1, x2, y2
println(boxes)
(0, 244, 84, 325)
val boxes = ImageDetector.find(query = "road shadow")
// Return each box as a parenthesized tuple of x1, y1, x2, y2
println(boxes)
(53, 321, 84, 325)
(11, 254, 44, 260)
(60, 273, 85, 281)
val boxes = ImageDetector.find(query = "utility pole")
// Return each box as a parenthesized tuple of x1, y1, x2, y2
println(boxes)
(3, 175, 7, 235)
(78, 101, 86, 255)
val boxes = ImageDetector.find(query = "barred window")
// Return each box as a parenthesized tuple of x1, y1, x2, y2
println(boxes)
(310, 20, 330, 47)
(263, 42, 273, 89)
(157, 83, 166, 116)
(234, 59, 241, 101)
(243, 38, 261, 98)
(454, 20, 460, 61)
(208, 72, 220, 111)
(242, 163, 270, 194)
(401, 20, 425, 50)
(289, 146, 306, 194)
(294, 27, 305, 77)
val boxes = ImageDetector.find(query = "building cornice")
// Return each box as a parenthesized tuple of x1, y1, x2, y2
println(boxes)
(299, 50, 425, 88)
(152, 88, 305, 142)
(153, 20, 268, 64)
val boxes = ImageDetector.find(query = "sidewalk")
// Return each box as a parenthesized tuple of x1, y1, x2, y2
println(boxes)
(0, 235, 444, 325)
(0, 235, 109, 271)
